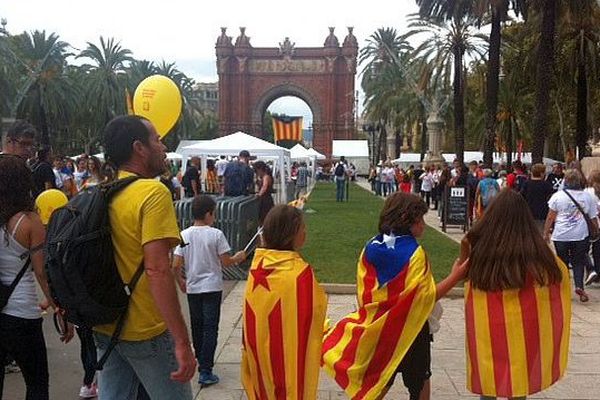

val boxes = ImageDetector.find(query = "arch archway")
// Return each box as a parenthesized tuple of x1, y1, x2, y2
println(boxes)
(216, 27, 358, 157)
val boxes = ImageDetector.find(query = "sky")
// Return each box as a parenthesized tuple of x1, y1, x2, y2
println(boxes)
(1, 1, 420, 127)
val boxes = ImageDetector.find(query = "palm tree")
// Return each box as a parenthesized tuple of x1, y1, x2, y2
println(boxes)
(360, 28, 414, 161)
(8, 31, 75, 146)
(77, 37, 134, 129)
(416, 0, 529, 167)
(561, 0, 600, 159)
(404, 13, 487, 163)
(531, 0, 558, 163)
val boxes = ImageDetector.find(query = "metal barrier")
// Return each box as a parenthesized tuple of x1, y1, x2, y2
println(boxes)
(174, 196, 259, 280)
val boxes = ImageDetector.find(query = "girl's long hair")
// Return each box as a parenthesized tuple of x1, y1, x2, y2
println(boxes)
(466, 189, 561, 291)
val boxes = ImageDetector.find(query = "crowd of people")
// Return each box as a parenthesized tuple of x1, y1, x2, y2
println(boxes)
(0, 115, 587, 400)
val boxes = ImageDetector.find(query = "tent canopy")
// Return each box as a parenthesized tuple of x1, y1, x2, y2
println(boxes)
(332, 140, 369, 158)
(290, 144, 311, 159)
(392, 152, 561, 166)
(306, 148, 326, 160)
(181, 131, 290, 157)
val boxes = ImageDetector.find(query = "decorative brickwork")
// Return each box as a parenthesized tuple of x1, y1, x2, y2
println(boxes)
(216, 27, 358, 157)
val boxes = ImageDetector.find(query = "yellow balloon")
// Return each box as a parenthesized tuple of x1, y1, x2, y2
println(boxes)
(133, 75, 183, 138)
(35, 189, 68, 225)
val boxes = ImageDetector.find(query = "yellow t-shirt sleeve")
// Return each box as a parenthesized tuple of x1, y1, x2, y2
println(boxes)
(141, 184, 181, 247)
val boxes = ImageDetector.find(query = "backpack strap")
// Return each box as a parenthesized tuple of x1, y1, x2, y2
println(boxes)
(101, 176, 140, 199)
(2, 242, 45, 311)
(95, 261, 145, 371)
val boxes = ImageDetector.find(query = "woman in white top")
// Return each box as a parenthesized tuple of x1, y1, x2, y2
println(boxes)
(585, 170, 600, 285)
(544, 169, 598, 302)
(0, 155, 73, 399)
(420, 166, 435, 209)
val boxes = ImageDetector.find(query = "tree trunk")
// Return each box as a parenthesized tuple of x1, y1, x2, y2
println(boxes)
(483, 5, 503, 168)
(454, 48, 465, 164)
(554, 97, 568, 158)
(420, 112, 427, 162)
(38, 86, 50, 147)
(576, 49, 588, 160)
(532, 0, 557, 164)
(507, 117, 513, 167)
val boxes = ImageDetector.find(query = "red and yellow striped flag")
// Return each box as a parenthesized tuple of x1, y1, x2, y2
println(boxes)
(322, 234, 436, 399)
(465, 259, 571, 398)
(242, 248, 327, 400)
(272, 116, 303, 142)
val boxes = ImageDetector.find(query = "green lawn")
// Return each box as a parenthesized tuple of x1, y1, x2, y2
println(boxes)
(302, 182, 459, 284)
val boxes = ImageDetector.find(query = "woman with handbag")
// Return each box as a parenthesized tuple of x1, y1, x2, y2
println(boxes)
(544, 169, 598, 302)
(0, 154, 74, 399)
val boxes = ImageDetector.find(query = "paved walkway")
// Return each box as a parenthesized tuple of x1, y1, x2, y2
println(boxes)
(5, 181, 600, 399)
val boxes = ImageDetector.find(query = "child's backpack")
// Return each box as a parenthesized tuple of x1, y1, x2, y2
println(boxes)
(45, 176, 142, 370)
(334, 163, 345, 177)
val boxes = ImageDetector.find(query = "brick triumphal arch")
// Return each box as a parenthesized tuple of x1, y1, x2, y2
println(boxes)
(216, 27, 358, 157)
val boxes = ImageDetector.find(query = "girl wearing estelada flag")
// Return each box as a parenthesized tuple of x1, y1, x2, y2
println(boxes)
(462, 189, 571, 399)
(241, 205, 327, 400)
(322, 192, 468, 400)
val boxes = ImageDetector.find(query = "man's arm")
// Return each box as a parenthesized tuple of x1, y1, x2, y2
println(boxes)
(144, 239, 196, 382)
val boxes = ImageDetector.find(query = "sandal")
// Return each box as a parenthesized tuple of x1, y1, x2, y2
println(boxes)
(575, 288, 589, 303)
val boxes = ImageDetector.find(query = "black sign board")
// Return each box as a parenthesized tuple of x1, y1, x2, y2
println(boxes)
(443, 185, 469, 232)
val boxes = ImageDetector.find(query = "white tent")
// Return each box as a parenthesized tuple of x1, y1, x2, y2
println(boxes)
(332, 140, 369, 158)
(166, 152, 182, 161)
(179, 131, 291, 203)
(306, 147, 326, 160)
(290, 144, 310, 160)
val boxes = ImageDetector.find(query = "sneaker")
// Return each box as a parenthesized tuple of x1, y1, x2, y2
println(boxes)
(575, 288, 589, 303)
(198, 370, 219, 386)
(585, 271, 599, 286)
(79, 383, 98, 398)
(4, 361, 20, 374)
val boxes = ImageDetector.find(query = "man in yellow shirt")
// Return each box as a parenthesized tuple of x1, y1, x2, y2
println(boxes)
(94, 115, 195, 399)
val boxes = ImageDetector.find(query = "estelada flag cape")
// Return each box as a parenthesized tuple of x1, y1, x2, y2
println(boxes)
(242, 248, 327, 400)
(465, 258, 571, 398)
(322, 234, 436, 400)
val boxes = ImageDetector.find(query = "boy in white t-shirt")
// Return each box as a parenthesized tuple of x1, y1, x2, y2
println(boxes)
(173, 195, 246, 386)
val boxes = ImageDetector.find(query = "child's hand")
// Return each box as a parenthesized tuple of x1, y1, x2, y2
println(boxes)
(234, 251, 247, 263)
(451, 257, 469, 281)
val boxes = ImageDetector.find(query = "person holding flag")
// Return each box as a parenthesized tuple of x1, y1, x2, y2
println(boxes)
(322, 192, 468, 400)
(241, 205, 327, 400)
(462, 189, 570, 399)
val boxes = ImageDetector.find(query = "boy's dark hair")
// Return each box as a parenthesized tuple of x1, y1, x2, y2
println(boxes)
(192, 195, 217, 220)
(103, 115, 150, 168)
(378, 192, 428, 236)
(4, 119, 37, 141)
(262, 205, 303, 251)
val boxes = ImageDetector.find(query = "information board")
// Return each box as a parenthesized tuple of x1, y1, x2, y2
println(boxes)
(443, 186, 469, 232)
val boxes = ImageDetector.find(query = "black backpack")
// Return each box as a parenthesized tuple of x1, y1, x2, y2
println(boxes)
(45, 176, 143, 370)
(334, 163, 345, 177)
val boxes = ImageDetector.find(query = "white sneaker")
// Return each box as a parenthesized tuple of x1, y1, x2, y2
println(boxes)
(585, 271, 599, 286)
(79, 384, 98, 398)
